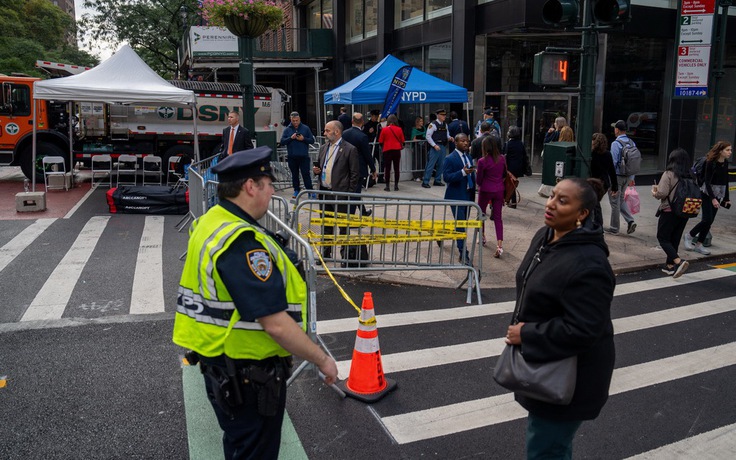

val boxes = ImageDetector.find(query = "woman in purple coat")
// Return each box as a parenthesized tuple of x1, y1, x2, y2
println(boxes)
(476, 136, 506, 257)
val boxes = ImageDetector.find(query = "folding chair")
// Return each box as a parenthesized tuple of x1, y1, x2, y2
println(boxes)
(142, 155, 163, 185)
(42, 156, 68, 191)
(91, 154, 113, 187)
(116, 154, 138, 186)
(167, 156, 182, 186)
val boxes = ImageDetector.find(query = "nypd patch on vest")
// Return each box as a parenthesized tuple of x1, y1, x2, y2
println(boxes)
(247, 250, 272, 281)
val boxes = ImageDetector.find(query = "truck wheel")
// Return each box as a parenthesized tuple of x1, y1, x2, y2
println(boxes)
(19, 142, 67, 181)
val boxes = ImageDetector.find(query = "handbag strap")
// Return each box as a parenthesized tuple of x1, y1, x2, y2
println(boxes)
(511, 237, 546, 324)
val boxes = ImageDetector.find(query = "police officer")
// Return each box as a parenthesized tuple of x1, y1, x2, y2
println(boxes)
(421, 108, 451, 188)
(173, 146, 338, 460)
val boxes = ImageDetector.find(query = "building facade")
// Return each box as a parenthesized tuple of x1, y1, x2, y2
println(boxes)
(288, 0, 736, 174)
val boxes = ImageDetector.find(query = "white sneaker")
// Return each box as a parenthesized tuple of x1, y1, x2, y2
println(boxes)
(693, 244, 711, 255)
(683, 233, 694, 250)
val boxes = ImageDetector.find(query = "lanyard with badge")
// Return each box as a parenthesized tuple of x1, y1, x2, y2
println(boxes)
(322, 142, 338, 185)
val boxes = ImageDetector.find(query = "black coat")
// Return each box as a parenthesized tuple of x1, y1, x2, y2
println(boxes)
(514, 225, 615, 421)
(591, 150, 618, 192)
(504, 139, 527, 177)
(342, 127, 375, 180)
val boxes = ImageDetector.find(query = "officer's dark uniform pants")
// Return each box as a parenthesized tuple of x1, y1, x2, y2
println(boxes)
(203, 365, 288, 460)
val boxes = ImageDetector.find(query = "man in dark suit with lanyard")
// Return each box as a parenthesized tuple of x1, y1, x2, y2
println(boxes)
(312, 120, 361, 259)
(222, 111, 254, 156)
(342, 112, 377, 216)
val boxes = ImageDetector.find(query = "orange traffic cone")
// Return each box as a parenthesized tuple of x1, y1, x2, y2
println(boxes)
(337, 292, 397, 403)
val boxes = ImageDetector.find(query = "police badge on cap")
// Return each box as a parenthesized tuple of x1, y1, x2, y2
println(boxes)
(211, 146, 275, 182)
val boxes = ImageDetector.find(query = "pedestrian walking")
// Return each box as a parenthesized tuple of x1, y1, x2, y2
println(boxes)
(476, 136, 506, 256)
(590, 133, 618, 228)
(684, 141, 732, 254)
(378, 114, 405, 191)
(503, 126, 530, 209)
(606, 120, 637, 235)
(651, 148, 692, 278)
(504, 177, 614, 460)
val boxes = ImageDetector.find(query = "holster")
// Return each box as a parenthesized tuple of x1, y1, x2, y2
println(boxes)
(200, 356, 290, 419)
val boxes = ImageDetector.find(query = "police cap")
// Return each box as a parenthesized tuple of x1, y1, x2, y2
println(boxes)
(211, 146, 275, 182)
(435, 109, 446, 115)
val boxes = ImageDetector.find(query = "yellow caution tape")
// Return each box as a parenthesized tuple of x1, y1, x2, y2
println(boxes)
(304, 230, 466, 246)
(312, 246, 376, 327)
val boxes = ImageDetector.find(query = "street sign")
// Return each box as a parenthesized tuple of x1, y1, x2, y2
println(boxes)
(674, 0, 715, 99)
(679, 14, 714, 45)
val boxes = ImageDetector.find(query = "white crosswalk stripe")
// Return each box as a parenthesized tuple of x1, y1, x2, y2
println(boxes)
(0, 218, 56, 274)
(335, 295, 736, 376)
(0, 215, 173, 321)
(2, 214, 735, 457)
(381, 342, 736, 444)
(626, 422, 736, 459)
(21, 216, 110, 321)
(130, 216, 165, 314)
(320, 266, 736, 453)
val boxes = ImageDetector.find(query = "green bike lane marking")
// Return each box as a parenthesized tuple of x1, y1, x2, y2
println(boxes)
(182, 365, 308, 460)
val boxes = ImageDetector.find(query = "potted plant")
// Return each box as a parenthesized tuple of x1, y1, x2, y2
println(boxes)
(200, 0, 285, 38)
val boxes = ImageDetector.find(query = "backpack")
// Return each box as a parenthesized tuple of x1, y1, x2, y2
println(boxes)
(616, 138, 642, 176)
(691, 156, 707, 186)
(667, 176, 703, 219)
(489, 121, 501, 138)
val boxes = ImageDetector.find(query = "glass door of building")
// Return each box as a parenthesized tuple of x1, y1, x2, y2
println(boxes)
(488, 93, 577, 173)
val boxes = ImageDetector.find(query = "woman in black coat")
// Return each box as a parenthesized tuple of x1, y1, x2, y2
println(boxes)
(503, 126, 529, 208)
(504, 177, 615, 459)
(590, 133, 619, 227)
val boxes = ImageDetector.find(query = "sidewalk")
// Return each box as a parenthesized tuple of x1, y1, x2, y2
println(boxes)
(277, 175, 736, 290)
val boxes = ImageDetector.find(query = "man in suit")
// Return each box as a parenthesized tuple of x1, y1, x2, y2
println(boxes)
(442, 133, 476, 263)
(341, 112, 377, 216)
(447, 111, 471, 153)
(312, 121, 361, 259)
(337, 106, 351, 132)
(222, 111, 254, 157)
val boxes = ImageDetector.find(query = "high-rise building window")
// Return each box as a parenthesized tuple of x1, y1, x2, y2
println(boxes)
(395, 0, 451, 28)
(426, 0, 451, 18)
(365, 0, 377, 35)
(348, 0, 364, 39)
(396, 0, 424, 27)
(307, 0, 333, 29)
(348, 0, 378, 42)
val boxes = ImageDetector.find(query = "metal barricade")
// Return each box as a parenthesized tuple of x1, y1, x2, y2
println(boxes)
(272, 144, 322, 191)
(289, 190, 483, 304)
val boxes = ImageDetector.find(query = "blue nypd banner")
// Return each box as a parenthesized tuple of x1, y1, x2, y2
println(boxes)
(380, 65, 413, 120)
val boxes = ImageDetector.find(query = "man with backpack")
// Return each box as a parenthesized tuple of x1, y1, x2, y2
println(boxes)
(606, 120, 640, 235)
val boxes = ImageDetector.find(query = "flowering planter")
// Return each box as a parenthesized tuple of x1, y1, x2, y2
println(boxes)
(223, 15, 270, 38)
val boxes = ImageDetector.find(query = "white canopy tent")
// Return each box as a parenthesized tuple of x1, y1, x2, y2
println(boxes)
(31, 44, 199, 189)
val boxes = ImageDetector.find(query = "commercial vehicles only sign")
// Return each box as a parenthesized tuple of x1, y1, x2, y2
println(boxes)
(675, 0, 716, 98)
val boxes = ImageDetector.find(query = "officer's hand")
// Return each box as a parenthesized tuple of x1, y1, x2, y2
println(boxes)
(434, 145, 440, 151)
(318, 355, 338, 385)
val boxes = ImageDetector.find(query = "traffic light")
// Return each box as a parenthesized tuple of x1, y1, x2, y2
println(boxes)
(542, 0, 580, 28)
(533, 52, 571, 87)
(592, 0, 631, 26)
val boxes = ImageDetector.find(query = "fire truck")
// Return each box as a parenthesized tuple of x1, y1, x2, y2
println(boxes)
(0, 65, 289, 179)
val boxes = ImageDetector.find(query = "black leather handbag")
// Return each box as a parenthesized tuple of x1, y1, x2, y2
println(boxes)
(493, 244, 577, 405)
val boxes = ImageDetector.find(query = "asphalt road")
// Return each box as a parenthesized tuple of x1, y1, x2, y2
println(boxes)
(1, 184, 735, 459)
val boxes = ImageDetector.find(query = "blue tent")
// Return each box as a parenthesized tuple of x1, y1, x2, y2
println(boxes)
(324, 55, 468, 105)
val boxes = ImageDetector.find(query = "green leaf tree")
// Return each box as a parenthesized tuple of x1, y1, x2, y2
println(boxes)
(79, 0, 201, 79)
(0, 0, 97, 77)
